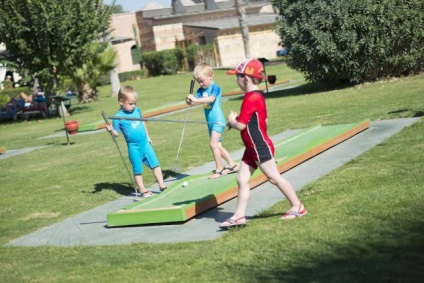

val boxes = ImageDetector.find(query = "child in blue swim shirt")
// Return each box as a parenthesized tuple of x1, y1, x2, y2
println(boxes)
(186, 63, 239, 179)
(106, 86, 167, 197)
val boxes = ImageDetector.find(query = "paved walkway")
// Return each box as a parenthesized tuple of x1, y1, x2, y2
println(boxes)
(6, 117, 420, 247)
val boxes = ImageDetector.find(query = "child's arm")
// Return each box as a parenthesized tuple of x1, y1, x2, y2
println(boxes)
(186, 94, 216, 105)
(143, 121, 152, 144)
(105, 124, 119, 137)
(227, 111, 246, 131)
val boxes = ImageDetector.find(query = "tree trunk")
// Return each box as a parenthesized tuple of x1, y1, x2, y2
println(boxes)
(109, 68, 120, 97)
(235, 0, 251, 58)
(78, 84, 97, 103)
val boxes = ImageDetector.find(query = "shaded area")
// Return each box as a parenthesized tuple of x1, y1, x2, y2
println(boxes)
(92, 182, 135, 196)
(246, 209, 423, 283)
(388, 108, 424, 118)
(228, 81, 354, 101)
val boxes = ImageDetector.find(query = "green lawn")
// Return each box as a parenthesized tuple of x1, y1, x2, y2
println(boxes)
(0, 64, 423, 282)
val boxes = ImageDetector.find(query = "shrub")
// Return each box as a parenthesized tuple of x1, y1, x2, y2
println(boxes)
(0, 87, 31, 105)
(274, 0, 424, 83)
(187, 44, 215, 70)
(142, 48, 183, 77)
(118, 70, 144, 82)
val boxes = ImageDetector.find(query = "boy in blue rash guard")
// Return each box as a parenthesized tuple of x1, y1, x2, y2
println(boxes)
(186, 63, 239, 179)
(106, 86, 167, 197)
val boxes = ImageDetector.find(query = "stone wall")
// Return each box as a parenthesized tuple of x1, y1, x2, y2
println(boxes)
(216, 29, 281, 67)
(109, 13, 141, 73)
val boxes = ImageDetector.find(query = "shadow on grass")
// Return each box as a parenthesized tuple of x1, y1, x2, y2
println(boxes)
(68, 105, 92, 115)
(228, 81, 354, 101)
(388, 109, 424, 118)
(92, 182, 134, 195)
(163, 169, 179, 179)
(91, 169, 181, 196)
(242, 216, 424, 282)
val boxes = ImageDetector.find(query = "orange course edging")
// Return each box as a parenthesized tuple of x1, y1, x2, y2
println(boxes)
(184, 120, 370, 220)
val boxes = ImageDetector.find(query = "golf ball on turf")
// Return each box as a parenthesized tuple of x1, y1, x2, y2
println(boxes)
(182, 181, 188, 187)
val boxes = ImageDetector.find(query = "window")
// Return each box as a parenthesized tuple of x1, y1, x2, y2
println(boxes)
(131, 45, 140, 65)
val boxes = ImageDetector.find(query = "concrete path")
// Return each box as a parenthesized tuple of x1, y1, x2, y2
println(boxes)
(6, 117, 420, 247)
(0, 145, 51, 160)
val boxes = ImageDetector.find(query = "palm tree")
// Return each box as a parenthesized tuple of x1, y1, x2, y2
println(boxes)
(74, 43, 118, 103)
(235, 0, 251, 58)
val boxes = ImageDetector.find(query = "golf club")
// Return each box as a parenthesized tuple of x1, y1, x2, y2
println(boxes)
(107, 116, 220, 125)
(101, 111, 139, 200)
(171, 79, 195, 173)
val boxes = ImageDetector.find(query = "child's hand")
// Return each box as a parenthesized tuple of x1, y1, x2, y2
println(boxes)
(186, 94, 194, 105)
(228, 111, 238, 122)
(105, 124, 112, 132)
(227, 111, 238, 129)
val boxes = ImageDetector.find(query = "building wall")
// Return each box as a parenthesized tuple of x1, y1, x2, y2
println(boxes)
(136, 5, 264, 52)
(153, 23, 185, 51)
(216, 28, 281, 67)
(109, 12, 141, 73)
(110, 2, 281, 73)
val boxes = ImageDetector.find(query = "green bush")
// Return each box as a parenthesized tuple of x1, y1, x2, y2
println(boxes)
(118, 69, 144, 82)
(0, 87, 31, 105)
(142, 48, 183, 77)
(274, 0, 424, 83)
(187, 44, 214, 70)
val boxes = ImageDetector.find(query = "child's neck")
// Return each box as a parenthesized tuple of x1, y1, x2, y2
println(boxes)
(246, 85, 260, 92)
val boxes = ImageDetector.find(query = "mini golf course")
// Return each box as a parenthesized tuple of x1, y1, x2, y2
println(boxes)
(107, 119, 370, 227)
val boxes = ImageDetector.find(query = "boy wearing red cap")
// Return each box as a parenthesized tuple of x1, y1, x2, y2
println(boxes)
(219, 59, 307, 229)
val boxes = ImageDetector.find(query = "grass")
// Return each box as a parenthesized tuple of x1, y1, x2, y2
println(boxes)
(0, 63, 423, 282)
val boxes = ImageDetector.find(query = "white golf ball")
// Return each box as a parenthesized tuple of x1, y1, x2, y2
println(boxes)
(182, 181, 188, 187)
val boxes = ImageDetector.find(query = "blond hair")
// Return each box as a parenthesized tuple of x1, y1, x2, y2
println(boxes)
(118, 86, 138, 101)
(193, 63, 213, 80)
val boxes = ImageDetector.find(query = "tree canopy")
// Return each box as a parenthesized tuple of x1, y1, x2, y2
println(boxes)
(0, 0, 116, 91)
(274, 0, 424, 84)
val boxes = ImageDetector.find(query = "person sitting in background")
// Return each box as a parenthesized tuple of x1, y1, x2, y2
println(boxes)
(0, 97, 21, 112)
(0, 97, 22, 120)
(2, 75, 14, 89)
(19, 91, 49, 117)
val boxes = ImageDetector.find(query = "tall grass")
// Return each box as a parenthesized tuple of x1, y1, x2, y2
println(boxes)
(0, 64, 423, 282)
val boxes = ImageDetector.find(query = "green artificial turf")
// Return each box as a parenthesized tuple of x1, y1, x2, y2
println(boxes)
(0, 64, 423, 282)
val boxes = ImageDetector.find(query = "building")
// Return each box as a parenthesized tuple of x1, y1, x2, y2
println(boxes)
(110, 0, 282, 73)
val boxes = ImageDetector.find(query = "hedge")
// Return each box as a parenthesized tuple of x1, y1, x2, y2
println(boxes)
(142, 48, 184, 77)
(274, 0, 424, 83)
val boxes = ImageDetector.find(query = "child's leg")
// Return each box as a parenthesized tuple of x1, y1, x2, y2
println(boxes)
(210, 131, 225, 171)
(152, 166, 167, 189)
(134, 174, 149, 194)
(218, 142, 238, 168)
(231, 162, 255, 219)
(259, 158, 305, 214)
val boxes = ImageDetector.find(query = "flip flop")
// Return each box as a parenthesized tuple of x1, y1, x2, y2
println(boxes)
(281, 203, 308, 220)
(224, 164, 240, 174)
(219, 216, 246, 229)
(208, 168, 227, 179)
(160, 187, 167, 192)
(141, 191, 154, 198)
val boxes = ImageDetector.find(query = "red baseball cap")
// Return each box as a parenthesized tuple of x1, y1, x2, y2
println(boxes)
(226, 58, 265, 79)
